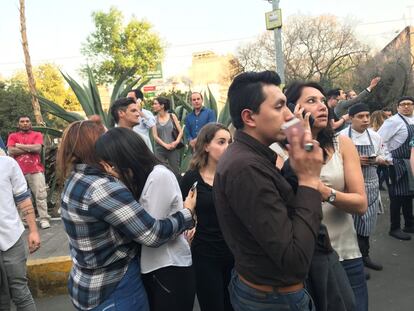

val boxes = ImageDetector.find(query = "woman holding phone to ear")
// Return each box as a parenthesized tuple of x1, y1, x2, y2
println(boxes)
(180, 123, 234, 311)
(95, 127, 197, 311)
(285, 81, 368, 311)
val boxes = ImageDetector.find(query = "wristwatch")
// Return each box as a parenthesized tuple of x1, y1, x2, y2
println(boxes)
(326, 188, 337, 203)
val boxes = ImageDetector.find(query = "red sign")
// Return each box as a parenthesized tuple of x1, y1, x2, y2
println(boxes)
(143, 85, 156, 92)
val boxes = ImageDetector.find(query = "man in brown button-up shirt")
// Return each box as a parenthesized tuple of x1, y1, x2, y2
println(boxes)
(213, 71, 324, 311)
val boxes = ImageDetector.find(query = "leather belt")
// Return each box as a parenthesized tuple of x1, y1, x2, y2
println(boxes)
(238, 273, 303, 294)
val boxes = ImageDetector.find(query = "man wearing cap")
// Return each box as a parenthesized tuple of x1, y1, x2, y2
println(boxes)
(340, 103, 388, 271)
(378, 96, 414, 240)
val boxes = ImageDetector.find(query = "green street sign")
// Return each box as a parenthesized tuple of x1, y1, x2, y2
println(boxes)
(147, 63, 163, 79)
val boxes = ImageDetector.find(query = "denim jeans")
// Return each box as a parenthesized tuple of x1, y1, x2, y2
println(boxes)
(0, 236, 36, 311)
(90, 258, 149, 311)
(341, 258, 368, 311)
(228, 270, 314, 311)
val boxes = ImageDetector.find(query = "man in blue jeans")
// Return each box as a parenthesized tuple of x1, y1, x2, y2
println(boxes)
(213, 71, 324, 311)
(0, 155, 40, 310)
(184, 92, 216, 151)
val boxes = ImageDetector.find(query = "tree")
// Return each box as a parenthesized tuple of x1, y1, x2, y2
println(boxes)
(10, 64, 81, 111)
(351, 43, 414, 110)
(236, 15, 370, 88)
(19, 0, 43, 124)
(81, 7, 164, 84)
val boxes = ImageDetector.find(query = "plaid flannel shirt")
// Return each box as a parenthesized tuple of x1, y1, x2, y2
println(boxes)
(61, 164, 193, 310)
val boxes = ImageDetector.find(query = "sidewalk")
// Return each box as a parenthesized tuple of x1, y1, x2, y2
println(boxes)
(26, 218, 71, 298)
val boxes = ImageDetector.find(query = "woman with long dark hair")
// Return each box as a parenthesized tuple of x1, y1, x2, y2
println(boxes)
(152, 97, 183, 177)
(57, 121, 196, 311)
(95, 127, 196, 311)
(285, 82, 368, 311)
(180, 123, 234, 311)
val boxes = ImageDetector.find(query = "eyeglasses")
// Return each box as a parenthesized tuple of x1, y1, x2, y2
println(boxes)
(398, 102, 414, 107)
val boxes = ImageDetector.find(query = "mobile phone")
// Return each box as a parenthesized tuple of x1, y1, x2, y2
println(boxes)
(281, 118, 304, 144)
(190, 181, 198, 192)
(368, 155, 377, 160)
(287, 102, 314, 127)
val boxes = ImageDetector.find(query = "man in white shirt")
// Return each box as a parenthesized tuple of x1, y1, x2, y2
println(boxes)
(0, 156, 40, 310)
(340, 103, 388, 271)
(378, 96, 414, 240)
(127, 89, 156, 152)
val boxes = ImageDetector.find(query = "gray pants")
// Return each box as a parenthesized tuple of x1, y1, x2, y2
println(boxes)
(25, 173, 50, 221)
(155, 148, 181, 178)
(0, 236, 36, 311)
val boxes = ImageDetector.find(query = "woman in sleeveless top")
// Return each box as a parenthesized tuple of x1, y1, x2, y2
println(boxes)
(285, 82, 368, 311)
(152, 97, 184, 178)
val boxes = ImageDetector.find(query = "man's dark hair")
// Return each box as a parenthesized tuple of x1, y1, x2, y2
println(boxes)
(110, 97, 136, 123)
(18, 115, 31, 122)
(382, 107, 392, 112)
(326, 88, 340, 99)
(131, 89, 144, 101)
(228, 71, 281, 129)
(155, 96, 171, 111)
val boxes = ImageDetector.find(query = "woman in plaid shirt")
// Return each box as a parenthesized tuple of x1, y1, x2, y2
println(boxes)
(57, 120, 196, 311)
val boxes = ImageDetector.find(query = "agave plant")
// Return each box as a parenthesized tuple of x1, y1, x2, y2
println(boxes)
(161, 87, 232, 174)
(37, 66, 148, 134)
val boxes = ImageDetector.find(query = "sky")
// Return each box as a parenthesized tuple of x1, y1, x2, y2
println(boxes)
(1, 0, 414, 80)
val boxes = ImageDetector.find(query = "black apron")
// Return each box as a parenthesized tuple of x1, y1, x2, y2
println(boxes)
(389, 114, 414, 196)
(348, 127, 379, 236)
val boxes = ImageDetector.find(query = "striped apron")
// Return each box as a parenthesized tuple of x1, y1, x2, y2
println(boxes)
(348, 127, 379, 236)
(389, 114, 414, 196)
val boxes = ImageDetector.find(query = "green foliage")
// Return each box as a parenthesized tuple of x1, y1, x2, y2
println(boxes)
(38, 66, 144, 131)
(157, 89, 232, 173)
(82, 7, 164, 84)
(0, 82, 33, 140)
(9, 64, 81, 111)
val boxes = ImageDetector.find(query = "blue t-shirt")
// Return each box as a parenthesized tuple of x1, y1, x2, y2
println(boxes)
(184, 107, 216, 140)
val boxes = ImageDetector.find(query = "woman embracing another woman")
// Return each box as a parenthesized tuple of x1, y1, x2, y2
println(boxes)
(57, 120, 196, 311)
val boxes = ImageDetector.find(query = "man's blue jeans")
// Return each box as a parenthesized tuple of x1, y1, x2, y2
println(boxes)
(341, 257, 368, 311)
(90, 257, 149, 311)
(228, 270, 314, 311)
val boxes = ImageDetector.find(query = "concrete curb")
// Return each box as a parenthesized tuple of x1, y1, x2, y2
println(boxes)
(27, 256, 72, 298)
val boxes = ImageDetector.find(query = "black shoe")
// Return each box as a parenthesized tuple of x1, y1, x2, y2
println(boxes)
(365, 270, 370, 280)
(389, 229, 412, 240)
(363, 256, 383, 271)
(402, 226, 414, 233)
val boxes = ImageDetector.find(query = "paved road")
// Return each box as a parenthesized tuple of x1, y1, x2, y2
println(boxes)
(13, 191, 414, 310)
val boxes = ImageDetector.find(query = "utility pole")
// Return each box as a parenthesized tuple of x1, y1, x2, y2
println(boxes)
(266, 0, 285, 84)
(19, 0, 44, 125)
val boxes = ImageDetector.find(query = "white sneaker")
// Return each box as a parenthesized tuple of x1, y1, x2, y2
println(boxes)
(40, 220, 51, 229)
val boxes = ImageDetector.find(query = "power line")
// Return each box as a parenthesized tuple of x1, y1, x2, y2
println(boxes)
(356, 18, 407, 26)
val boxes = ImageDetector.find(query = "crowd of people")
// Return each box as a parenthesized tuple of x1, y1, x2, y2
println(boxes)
(1, 70, 414, 311)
